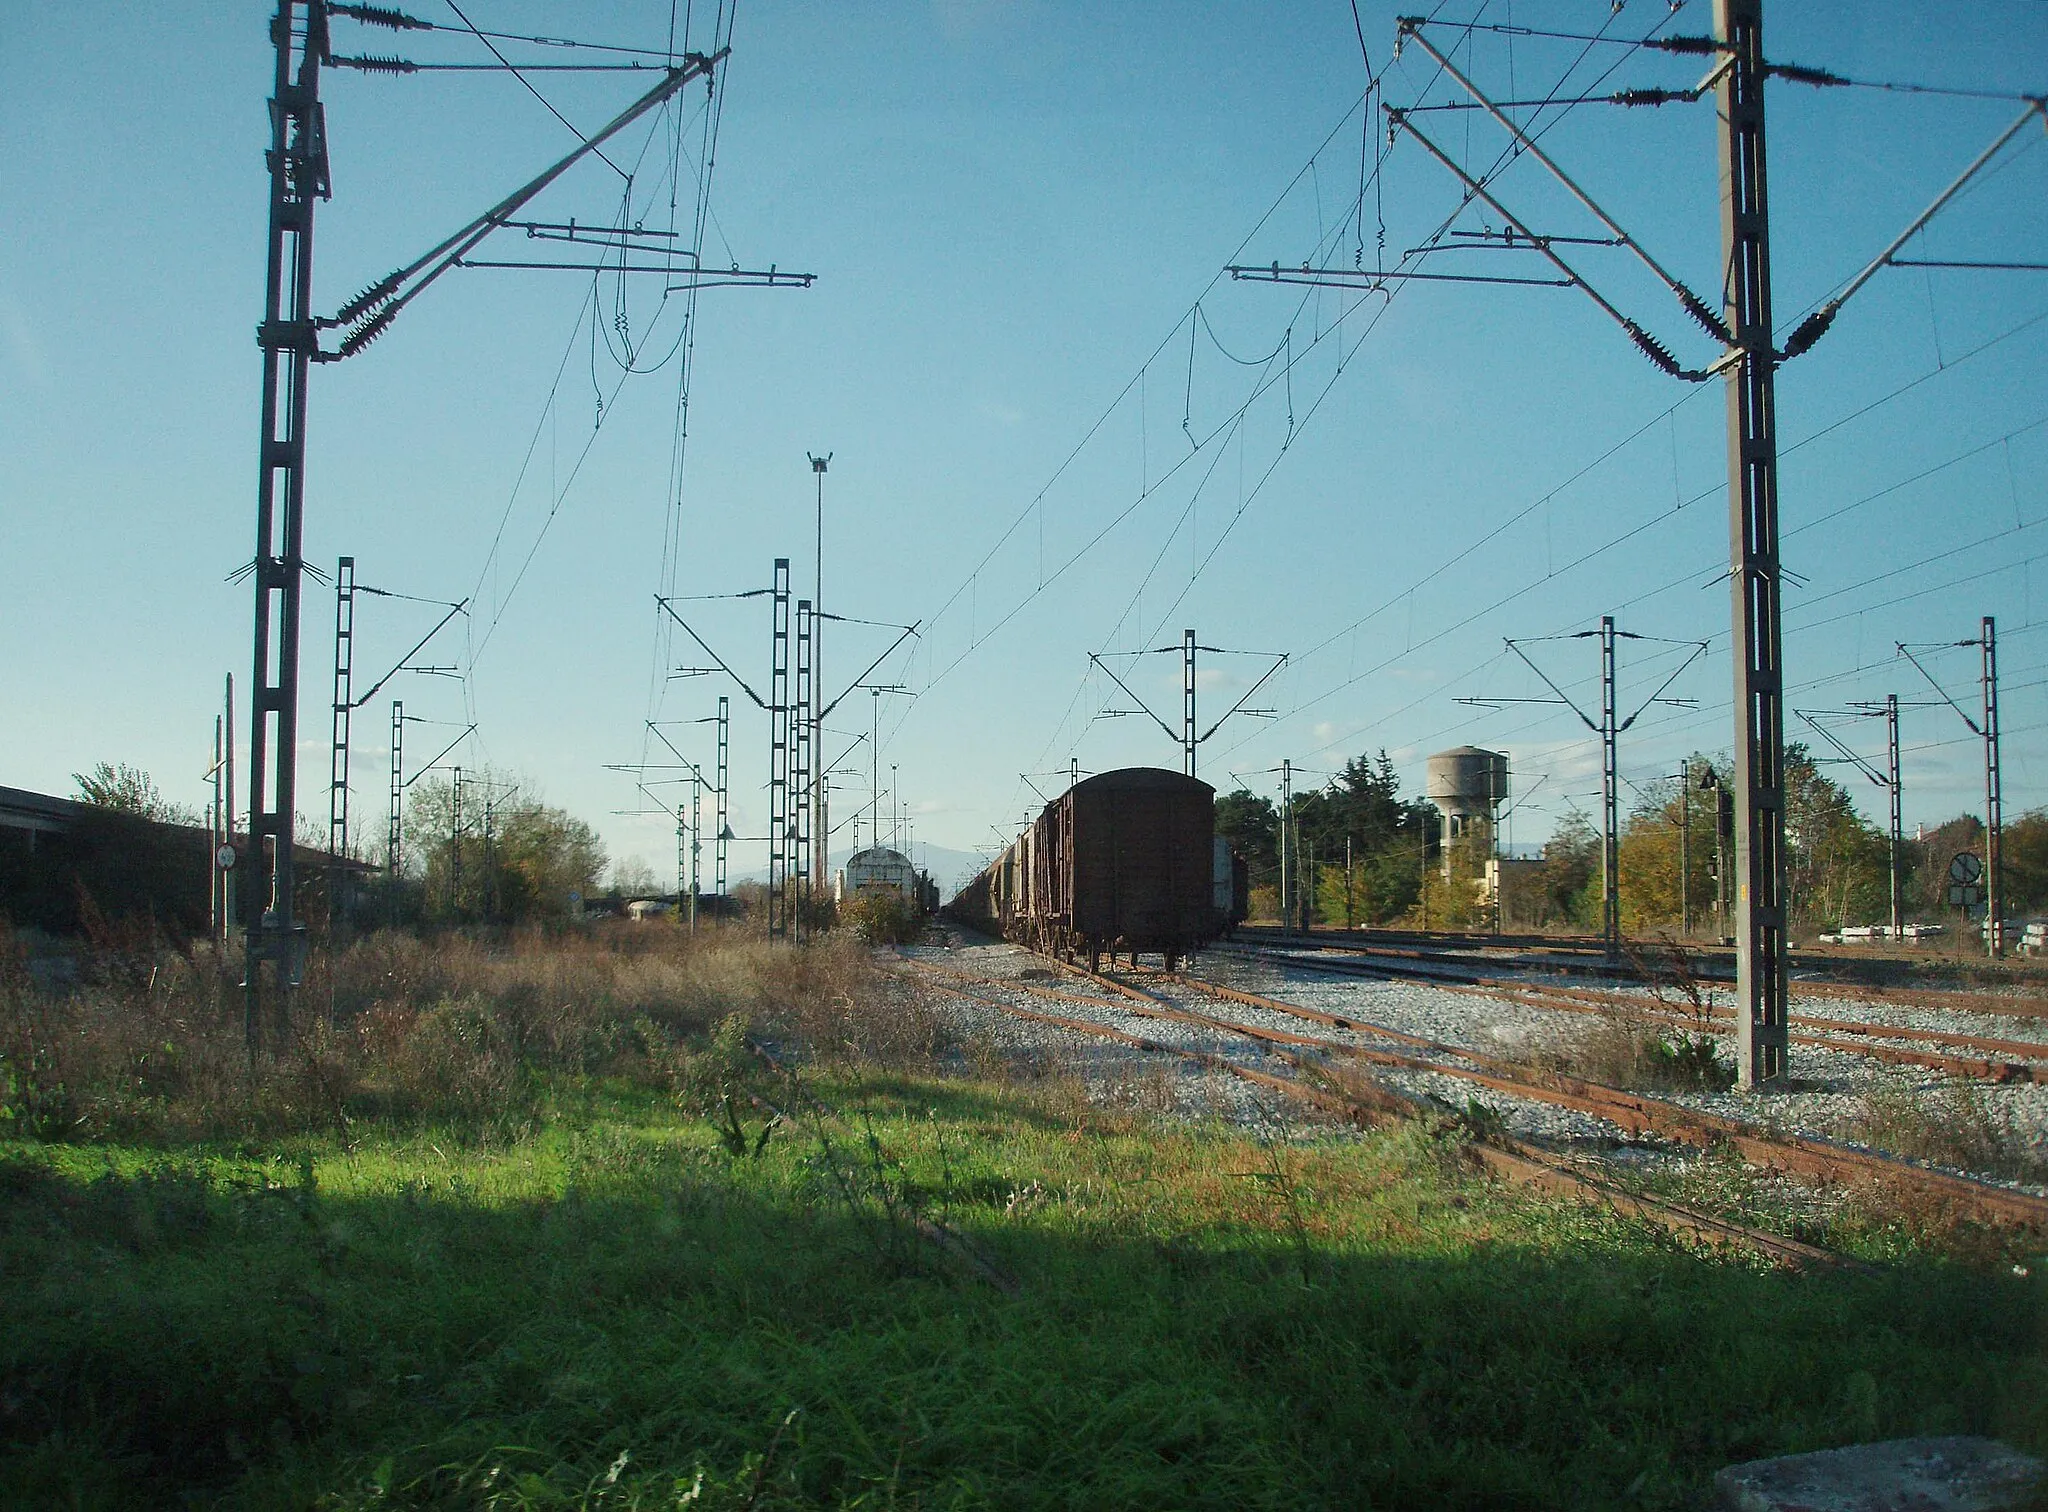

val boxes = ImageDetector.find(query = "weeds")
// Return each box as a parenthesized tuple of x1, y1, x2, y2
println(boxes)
(0, 923, 910, 1144)
(1842, 1079, 2048, 1187)
(1552, 1000, 1736, 1094)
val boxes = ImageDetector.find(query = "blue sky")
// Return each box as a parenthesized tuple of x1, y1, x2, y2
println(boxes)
(3, 1, 2044, 892)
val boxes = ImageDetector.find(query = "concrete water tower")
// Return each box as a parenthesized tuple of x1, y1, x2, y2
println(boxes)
(1426, 746, 1508, 877)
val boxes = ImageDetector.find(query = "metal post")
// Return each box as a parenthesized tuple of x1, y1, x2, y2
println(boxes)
(1599, 615, 1620, 961)
(387, 699, 403, 928)
(1345, 833, 1355, 930)
(715, 695, 729, 898)
(449, 765, 462, 918)
(689, 768, 702, 931)
(225, 672, 237, 944)
(892, 763, 900, 849)
(244, 0, 330, 1047)
(1678, 761, 1691, 939)
(1279, 759, 1293, 925)
(329, 554, 354, 934)
(1983, 616, 2003, 956)
(211, 714, 225, 946)
(794, 598, 813, 942)
(1182, 628, 1197, 777)
(767, 559, 790, 938)
(870, 689, 881, 846)
(1718, 0, 1791, 1088)
(809, 452, 830, 890)
(1886, 693, 1903, 941)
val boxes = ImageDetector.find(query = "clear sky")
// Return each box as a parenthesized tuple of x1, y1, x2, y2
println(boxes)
(3, 1, 2045, 894)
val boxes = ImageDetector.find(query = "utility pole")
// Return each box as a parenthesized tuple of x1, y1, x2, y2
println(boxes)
(716, 695, 730, 899)
(1598, 616, 1621, 959)
(1983, 617, 2004, 956)
(690, 766, 702, 930)
(1279, 758, 1293, 926)
(1089, 634, 1286, 777)
(242, 0, 331, 1048)
(1899, 618, 2004, 957)
(808, 452, 830, 890)
(1717, 0, 1792, 1085)
(794, 597, 813, 942)
(329, 555, 355, 936)
(238, 10, 753, 1046)
(1239, 3, 2038, 1078)
(387, 699, 403, 927)
(767, 559, 791, 938)
(1888, 693, 1903, 941)
(209, 712, 227, 948)
(449, 765, 463, 919)
(1472, 621, 1704, 965)
(224, 673, 236, 945)
(1677, 761, 1691, 939)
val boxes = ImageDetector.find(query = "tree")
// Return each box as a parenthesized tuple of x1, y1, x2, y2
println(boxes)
(1781, 744, 1889, 931)
(611, 856, 662, 898)
(2005, 809, 2048, 915)
(1616, 755, 1722, 935)
(404, 772, 607, 924)
(1537, 809, 1600, 930)
(1215, 789, 1277, 886)
(72, 762, 197, 824)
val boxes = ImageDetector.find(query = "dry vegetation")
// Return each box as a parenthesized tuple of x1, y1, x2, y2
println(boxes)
(0, 922, 946, 1145)
(1840, 1079, 2048, 1188)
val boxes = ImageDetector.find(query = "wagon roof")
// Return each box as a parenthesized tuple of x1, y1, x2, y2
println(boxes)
(1068, 766, 1214, 799)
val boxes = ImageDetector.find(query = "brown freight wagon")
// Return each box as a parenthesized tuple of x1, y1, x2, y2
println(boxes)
(1029, 767, 1216, 971)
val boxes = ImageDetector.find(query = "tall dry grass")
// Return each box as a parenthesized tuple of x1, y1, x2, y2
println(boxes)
(0, 922, 946, 1144)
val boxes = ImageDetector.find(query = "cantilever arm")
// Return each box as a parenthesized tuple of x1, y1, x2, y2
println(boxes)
(318, 50, 726, 358)
(1504, 639, 1600, 731)
(1086, 653, 1181, 746)
(1398, 21, 1731, 343)
(655, 596, 767, 708)
(1387, 110, 1711, 381)
(1782, 100, 2047, 359)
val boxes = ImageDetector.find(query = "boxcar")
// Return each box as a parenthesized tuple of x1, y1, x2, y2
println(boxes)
(1028, 767, 1216, 970)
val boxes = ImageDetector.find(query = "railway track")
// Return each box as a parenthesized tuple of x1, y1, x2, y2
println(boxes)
(1209, 939, 2048, 1087)
(897, 942, 2048, 1244)
(898, 954, 1862, 1272)
(1238, 928, 2048, 1021)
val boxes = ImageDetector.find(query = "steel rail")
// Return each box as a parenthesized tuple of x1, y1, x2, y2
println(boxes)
(901, 960, 1858, 1269)
(1135, 966, 2048, 1229)
(1213, 940, 2048, 1083)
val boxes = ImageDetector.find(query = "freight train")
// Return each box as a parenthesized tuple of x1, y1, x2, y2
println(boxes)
(836, 845, 939, 913)
(948, 767, 1247, 970)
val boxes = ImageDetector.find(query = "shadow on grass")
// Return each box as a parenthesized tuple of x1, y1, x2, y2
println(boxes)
(1, 1136, 2043, 1511)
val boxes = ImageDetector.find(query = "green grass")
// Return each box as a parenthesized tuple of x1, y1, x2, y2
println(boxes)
(3, 1072, 2044, 1511)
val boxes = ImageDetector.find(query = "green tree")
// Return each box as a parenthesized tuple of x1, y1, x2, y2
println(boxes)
(2005, 809, 2048, 914)
(1616, 755, 1723, 935)
(71, 762, 196, 824)
(1215, 789, 1277, 889)
(1538, 809, 1600, 930)
(404, 772, 607, 924)
(1782, 744, 1889, 931)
